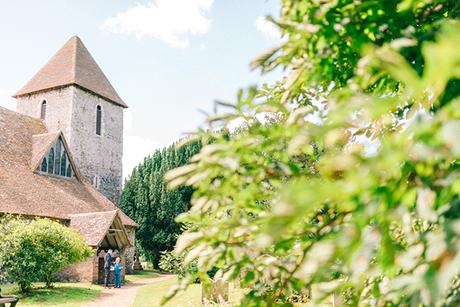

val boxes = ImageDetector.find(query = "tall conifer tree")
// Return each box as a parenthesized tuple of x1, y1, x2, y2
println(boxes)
(120, 140, 201, 267)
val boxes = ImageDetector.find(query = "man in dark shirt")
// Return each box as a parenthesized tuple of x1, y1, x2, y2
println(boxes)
(104, 249, 113, 289)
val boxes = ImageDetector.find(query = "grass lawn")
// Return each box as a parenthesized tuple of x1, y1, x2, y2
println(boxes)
(133, 277, 245, 307)
(0, 270, 159, 307)
(125, 270, 160, 283)
(134, 277, 201, 307)
(1, 282, 102, 307)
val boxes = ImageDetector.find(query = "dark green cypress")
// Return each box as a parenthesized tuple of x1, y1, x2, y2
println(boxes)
(120, 140, 201, 268)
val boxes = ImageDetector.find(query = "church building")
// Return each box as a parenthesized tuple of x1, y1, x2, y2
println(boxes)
(0, 36, 137, 283)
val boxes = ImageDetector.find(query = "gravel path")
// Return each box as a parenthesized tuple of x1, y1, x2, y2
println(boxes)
(85, 274, 174, 307)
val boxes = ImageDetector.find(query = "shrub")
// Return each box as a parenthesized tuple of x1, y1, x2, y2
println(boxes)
(159, 250, 218, 284)
(164, 1, 460, 306)
(159, 250, 198, 280)
(0, 217, 92, 292)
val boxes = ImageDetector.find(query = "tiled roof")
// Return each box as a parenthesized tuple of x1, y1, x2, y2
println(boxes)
(69, 211, 118, 246)
(14, 36, 127, 108)
(31, 132, 60, 171)
(69, 211, 132, 247)
(0, 107, 137, 229)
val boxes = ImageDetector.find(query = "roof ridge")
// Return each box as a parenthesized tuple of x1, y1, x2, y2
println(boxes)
(69, 210, 118, 217)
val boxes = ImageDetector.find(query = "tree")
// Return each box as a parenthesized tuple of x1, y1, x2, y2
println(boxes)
(120, 140, 201, 267)
(0, 217, 92, 292)
(165, 1, 460, 305)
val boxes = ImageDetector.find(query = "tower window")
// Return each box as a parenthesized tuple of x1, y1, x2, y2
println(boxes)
(96, 105, 102, 136)
(40, 100, 47, 120)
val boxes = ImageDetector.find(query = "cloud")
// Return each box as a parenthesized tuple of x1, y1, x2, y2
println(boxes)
(0, 87, 15, 111)
(102, 0, 214, 48)
(255, 16, 280, 40)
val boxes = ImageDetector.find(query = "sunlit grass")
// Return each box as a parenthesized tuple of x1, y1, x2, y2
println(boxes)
(1, 282, 101, 307)
(134, 277, 245, 307)
(134, 277, 201, 307)
(125, 270, 160, 283)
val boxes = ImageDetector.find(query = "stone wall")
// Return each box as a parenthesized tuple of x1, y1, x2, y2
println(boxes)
(56, 255, 98, 283)
(70, 86, 124, 204)
(16, 87, 74, 138)
(123, 226, 136, 274)
(97, 250, 126, 284)
(16, 85, 124, 204)
(57, 252, 129, 284)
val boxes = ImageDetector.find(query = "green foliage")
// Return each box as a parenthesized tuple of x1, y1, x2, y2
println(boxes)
(164, 1, 460, 306)
(159, 250, 198, 280)
(256, 0, 460, 96)
(0, 217, 92, 292)
(120, 140, 201, 267)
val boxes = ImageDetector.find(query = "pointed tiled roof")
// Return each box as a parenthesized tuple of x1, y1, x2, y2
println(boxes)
(14, 36, 127, 108)
(31, 132, 60, 170)
(69, 210, 131, 247)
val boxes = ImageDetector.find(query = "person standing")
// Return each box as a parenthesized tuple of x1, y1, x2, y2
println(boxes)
(114, 257, 123, 288)
(104, 249, 113, 289)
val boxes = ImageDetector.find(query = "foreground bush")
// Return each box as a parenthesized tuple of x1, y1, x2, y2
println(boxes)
(0, 217, 92, 292)
(159, 250, 198, 280)
(165, 1, 460, 306)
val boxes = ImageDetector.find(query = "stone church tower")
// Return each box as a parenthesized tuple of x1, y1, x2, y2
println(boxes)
(14, 36, 126, 204)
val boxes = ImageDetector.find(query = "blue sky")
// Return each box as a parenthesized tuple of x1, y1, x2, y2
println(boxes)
(0, 0, 281, 178)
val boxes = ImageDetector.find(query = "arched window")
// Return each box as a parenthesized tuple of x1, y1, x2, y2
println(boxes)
(48, 148, 54, 174)
(54, 139, 61, 175)
(66, 164, 72, 177)
(60, 151, 67, 176)
(40, 100, 47, 120)
(39, 137, 73, 178)
(96, 105, 102, 136)
(41, 158, 47, 172)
